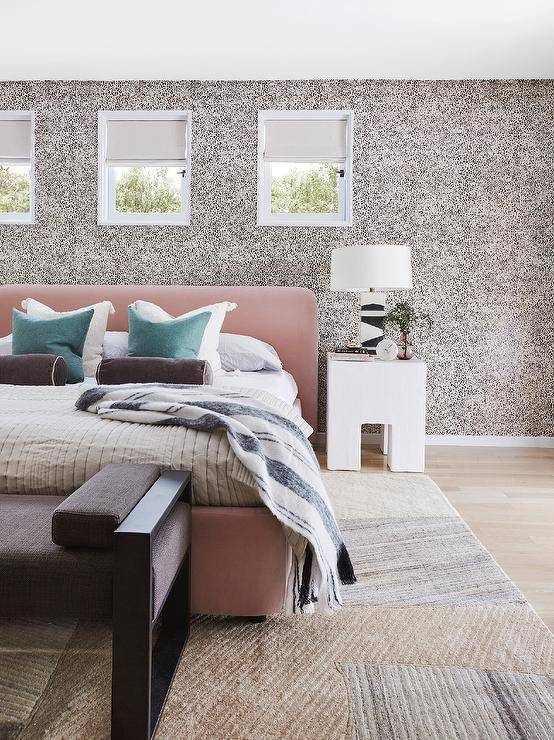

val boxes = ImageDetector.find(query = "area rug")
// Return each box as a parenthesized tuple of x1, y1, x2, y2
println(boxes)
(4, 472, 553, 739)
(0, 619, 76, 739)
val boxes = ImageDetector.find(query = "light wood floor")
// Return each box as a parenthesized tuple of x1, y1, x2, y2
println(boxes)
(315, 445, 554, 632)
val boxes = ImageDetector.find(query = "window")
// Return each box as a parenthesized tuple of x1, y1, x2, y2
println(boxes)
(98, 111, 191, 225)
(0, 112, 34, 224)
(257, 110, 352, 227)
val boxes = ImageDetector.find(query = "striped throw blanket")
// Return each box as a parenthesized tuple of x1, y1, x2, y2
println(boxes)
(77, 384, 355, 615)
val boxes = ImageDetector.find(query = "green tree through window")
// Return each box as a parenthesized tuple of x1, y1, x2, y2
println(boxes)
(115, 167, 181, 214)
(0, 166, 30, 213)
(271, 163, 339, 214)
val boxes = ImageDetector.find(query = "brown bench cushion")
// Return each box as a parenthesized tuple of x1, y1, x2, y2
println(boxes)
(0, 494, 191, 621)
(0, 353, 67, 385)
(0, 495, 114, 619)
(96, 356, 213, 385)
(52, 463, 161, 549)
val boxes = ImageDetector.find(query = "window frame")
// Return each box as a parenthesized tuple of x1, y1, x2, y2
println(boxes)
(97, 110, 192, 226)
(257, 110, 353, 228)
(0, 110, 35, 225)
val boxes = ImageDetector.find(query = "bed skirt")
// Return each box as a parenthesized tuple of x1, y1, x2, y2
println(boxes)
(191, 506, 290, 616)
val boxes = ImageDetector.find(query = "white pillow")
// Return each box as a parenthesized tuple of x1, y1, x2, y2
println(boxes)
(103, 331, 129, 359)
(0, 334, 12, 356)
(101, 331, 284, 374)
(218, 334, 282, 372)
(22, 298, 115, 378)
(130, 300, 236, 373)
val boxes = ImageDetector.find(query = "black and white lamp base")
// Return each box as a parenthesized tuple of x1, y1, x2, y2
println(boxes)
(359, 291, 386, 353)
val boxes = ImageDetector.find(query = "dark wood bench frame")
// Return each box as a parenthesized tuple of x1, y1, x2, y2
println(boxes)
(111, 470, 192, 740)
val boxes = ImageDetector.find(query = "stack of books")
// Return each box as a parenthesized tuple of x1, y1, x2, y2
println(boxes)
(329, 351, 377, 362)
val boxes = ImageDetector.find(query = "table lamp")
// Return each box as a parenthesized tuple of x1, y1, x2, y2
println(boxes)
(330, 244, 412, 353)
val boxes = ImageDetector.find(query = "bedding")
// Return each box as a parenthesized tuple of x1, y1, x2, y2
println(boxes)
(102, 331, 284, 373)
(214, 369, 298, 406)
(22, 298, 114, 378)
(103, 330, 130, 359)
(12, 308, 94, 383)
(218, 333, 282, 372)
(0, 381, 265, 506)
(77, 383, 355, 613)
(130, 300, 236, 373)
(128, 306, 211, 359)
(96, 357, 213, 385)
(0, 334, 12, 356)
(0, 354, 68, 386)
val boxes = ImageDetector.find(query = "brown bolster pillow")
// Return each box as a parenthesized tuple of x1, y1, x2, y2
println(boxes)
(96, 356, 213, 385)
(52, 463, 161, 549)
(0, 354, 67, 386)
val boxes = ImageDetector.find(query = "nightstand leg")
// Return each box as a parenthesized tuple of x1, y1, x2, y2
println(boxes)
(388, 423, 425, 472)
(327, 419, 362, 470)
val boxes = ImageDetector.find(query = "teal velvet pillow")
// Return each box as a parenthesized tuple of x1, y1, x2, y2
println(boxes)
(12, 308, 94, 384)
(128, 306, 211, 360)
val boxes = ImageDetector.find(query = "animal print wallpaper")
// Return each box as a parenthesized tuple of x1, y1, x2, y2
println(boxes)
(0, 80, 552, 435)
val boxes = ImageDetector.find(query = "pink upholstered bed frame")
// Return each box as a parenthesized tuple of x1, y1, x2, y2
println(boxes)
(0, 284, 319, 617)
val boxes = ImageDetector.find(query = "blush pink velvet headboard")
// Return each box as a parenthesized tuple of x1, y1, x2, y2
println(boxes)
(0, 284, 319, 431)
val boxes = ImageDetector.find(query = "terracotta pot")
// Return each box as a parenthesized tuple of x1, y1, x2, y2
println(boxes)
(397, 331, 414, 360)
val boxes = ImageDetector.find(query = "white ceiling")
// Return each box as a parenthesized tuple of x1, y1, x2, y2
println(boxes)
(2, 0, 553, 80)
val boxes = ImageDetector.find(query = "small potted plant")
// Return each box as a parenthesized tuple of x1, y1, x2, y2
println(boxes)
(383, 301, 432, 360)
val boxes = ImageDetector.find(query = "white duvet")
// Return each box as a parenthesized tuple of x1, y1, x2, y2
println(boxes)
(213, 369, 298, 406)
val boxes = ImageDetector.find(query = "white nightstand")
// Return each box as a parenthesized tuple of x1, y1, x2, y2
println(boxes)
(326, 354, 427, 472)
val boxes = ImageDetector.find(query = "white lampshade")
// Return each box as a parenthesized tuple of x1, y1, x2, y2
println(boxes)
(331, 244, 413, 292)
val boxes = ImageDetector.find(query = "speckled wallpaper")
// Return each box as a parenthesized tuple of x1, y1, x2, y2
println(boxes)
(0, 80, 552, 436)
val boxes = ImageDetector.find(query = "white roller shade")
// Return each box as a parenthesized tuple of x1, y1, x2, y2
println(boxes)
(0, 119, 32, 164)
(264, 119, 347, 162)
(106, 119, 187, 164)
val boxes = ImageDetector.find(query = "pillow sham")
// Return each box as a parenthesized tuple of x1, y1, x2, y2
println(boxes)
(12, 308, 94, 383)
(0, 334, 12, 357)
(0, 354, 68, 386)
(96, 357, 213, 385)
(128, 306, 211, 360)
(22, 298, 115, 378)
(130, 299, 236, 373)
(218, 333, 283, 372)
(103, 331, 129, 359)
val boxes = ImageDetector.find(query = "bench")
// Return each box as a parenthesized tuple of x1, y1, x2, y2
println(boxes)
(0, 463, 192, 740)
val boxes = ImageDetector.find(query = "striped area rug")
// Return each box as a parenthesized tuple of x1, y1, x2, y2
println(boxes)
(3, 472, 553, 739)
(341, 663, 553, 739)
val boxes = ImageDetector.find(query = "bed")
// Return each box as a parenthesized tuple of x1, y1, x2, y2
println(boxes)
(0, 284, 319, 617)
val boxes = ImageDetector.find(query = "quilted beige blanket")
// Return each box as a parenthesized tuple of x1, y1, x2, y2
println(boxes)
(0, 381, 307, 505)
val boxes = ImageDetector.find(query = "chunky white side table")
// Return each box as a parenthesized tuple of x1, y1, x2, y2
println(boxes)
(326, 354, 427, 472)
